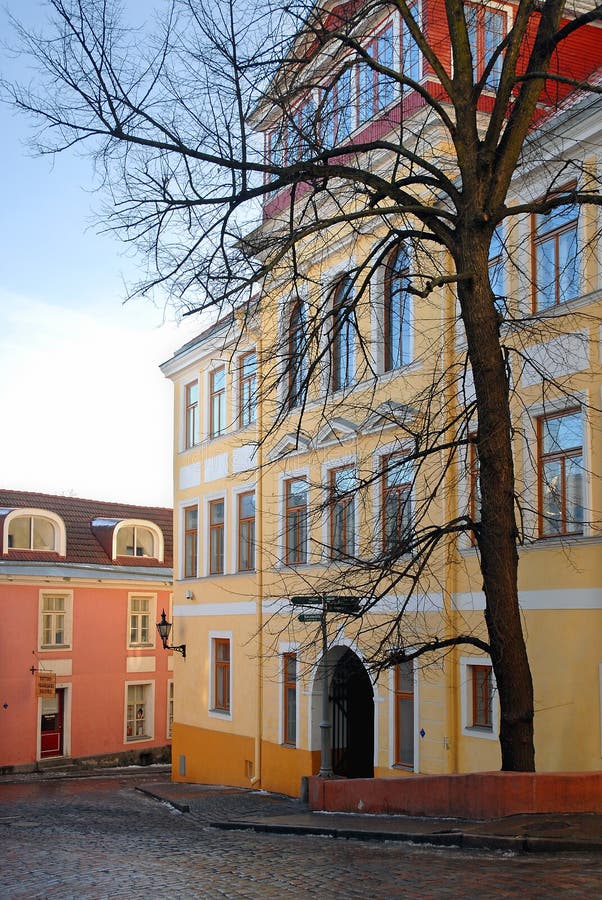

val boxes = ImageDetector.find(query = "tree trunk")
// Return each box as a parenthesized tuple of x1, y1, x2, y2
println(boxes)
(457, 235, 535, 772)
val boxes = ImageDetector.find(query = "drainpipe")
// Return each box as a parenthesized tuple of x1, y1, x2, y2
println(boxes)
(250, 323, 263, 787)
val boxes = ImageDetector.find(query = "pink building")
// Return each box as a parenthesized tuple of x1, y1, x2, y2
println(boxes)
(0, 489, 173, 773)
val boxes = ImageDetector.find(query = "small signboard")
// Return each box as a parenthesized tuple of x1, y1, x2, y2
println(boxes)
(298, 613, 323, 623)
(36, 672, 56, 698)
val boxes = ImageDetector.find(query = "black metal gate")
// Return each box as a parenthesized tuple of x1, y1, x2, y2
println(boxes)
(330, 649, 374, 778)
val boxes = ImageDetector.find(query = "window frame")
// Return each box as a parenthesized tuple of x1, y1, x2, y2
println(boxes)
(381, 452, 413, 554)
(167, 680, 174, 740)
(38, 591, 73, 650)
(5, 509, 65, 555)
(284, 476, 308, 565)
(183, 505, 198, 578)
(532, 196, 579, 312)
(331, 277, 355, 392)
(237, 491, 256, 572)
(288, 299, 307, 409)
(394, 660, 415, 768)
(460, 656, 498, 740)
(184, 380, 200, 448)
(537, 407, 584, 538)
(328, 465, 356, 559)
(127, 594, 155, 649)
(239, 350, 257, 427)
(465, 1, 507, 89)
(357, 19, 398, 127)
(282, 651, 297, 747)
(125, 681, 154, 743)
(212, 637, 231, 713)
(384, 245, 412, 371)
(209, 498, 225, 575)
(113, 519, 164, 562)
(209, 365, 226, 439)
(471, 664, 493, 729)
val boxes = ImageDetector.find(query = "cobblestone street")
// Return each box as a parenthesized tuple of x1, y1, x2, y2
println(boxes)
(1, 774, 600, 899)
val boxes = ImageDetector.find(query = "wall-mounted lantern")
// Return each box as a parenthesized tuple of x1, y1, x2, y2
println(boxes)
(156, 609, 186, 658)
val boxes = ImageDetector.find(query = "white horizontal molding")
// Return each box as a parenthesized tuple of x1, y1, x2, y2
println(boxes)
(454, 588, 602, 611)
(371, 592, 444, 614)
(127, 657, 157, 673)
(521, 330, 589, 387)
(174, 601, 256, 617)
(233, 444, 258, 473)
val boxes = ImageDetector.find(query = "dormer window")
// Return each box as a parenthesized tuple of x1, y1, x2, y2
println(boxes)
(4, 509, 66, 555)
(113, 520, 164, 561)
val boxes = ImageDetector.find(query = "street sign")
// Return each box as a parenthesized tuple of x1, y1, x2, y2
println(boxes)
(290, 595, 322, 606)
(298, 613, 323, 623)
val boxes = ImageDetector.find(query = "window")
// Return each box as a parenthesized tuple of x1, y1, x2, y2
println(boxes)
(357, 23, 396, 125)
(385, 245, 412, 370)
(382, 454, 413, 553)
(288, 300, 307, 409)
(238, 491, 255, 571)
(537, 409, 584, 537)
(126, 683, 152, 741)
(401, 3, 422, 85)
(329, 466, 355, 559)
(209, 499, 225, 574)
(116, 524, 157, 558)
(471, 665, 493, 729)
(323, 66, 353, 147)
(331, 277, 355, 391)
(488, 227, 506, 313)
(466, 3, 506, 88)
(533, 203, 579, 311)
(209, 366, 226, 438)
(469, 433, 480, 543)
(394, 661, 414, 767)
(184, 505, 198, 578)
(185, 381, 199, 448)
(39, 593, 71, 648)
(239, 351, 257, 427)
(213, 638, 231, 712)
(128, 595, 152, 647)
(283, 652, 297, 746)
(7, 514, 58, 551)
(167, 681, 174, 739)
(285, 477, 308, 565)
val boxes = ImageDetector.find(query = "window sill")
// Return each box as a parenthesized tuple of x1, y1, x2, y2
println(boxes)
(128, 644, 154, 651)
(462, 725, 496, 741)
(282, 742, 297, 749)
(40, 644, 71, 651)
(126, 735, 152, 743)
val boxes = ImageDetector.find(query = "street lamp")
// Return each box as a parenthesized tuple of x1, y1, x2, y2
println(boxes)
(156, 609, 186, 658)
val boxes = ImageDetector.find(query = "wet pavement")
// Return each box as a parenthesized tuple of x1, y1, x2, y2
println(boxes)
(0, 770, 600, 898)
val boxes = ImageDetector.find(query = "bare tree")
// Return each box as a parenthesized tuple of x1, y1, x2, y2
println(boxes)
(6, 0, 602, 771)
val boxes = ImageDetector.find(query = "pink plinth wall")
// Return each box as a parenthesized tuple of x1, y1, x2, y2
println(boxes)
(308, 772, 602, 818)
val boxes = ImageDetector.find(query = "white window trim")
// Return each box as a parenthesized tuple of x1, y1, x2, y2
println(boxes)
(127, 593, 157, 650)
(38, 589, 73, 651)
(113, 519, 164, 563)
(124, 681, 155, 743)
(167, 679, 174, 740)
(3, 508, 66, 555)
(179, 498, 200, 581)
(460, 655, 499, 741)
(205, 360, 229, 440)
(278, 467, 312, 567)
(521, 394, 589, 542)
(203, 491, 228, 577)
(231, 482, 257, 573)
(388, 660, 420, 772)
(320, 456, 358, 561)
(373, 440, 415, 555)
(181, 375, 200, 452)
(279, 641, 300, 747)
(234, 346, 258, 431)
(209, 630, 233, 720)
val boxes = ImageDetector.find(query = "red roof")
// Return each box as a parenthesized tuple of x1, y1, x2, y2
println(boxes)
(0, 489, 173, 568)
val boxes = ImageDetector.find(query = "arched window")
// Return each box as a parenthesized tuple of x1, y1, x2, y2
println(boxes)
(5, 509, 65, 554)
(114, 520, 163, 560)
(288, 299, 307, 409)
(331, 277, 354, 391)
(385, 246, 412, 371)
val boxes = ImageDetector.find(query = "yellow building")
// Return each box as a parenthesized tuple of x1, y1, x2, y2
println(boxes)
(160, 7, 602, 796)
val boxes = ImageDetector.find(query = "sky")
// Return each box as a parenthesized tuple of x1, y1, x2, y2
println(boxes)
(0, 0, 200, 508)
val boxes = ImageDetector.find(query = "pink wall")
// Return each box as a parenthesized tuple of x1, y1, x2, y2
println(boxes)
(0, 582, 173, 769)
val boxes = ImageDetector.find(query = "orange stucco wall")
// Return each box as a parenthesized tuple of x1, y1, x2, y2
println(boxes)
(0, 581, 173, 769)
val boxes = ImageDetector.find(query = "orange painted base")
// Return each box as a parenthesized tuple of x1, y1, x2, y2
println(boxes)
(308, 771, 602, 818)
(171, 722, 318, 797)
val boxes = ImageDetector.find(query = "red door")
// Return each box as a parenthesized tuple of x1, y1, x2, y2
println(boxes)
(40, 689, 64, 758)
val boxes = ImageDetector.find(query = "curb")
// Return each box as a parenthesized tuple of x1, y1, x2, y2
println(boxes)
(210, 819, 602, 853)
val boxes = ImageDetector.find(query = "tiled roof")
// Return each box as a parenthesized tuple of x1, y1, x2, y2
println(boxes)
(0, 489, 173, 568)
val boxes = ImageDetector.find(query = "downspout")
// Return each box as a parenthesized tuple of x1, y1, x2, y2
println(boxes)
(250, 324, 264, 786)
(443, 271, 460, 775)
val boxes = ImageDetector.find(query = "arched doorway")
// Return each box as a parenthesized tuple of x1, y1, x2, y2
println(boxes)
(328, 647, 374, 778)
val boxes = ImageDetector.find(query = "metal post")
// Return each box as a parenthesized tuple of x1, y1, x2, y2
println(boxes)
(318, 595, 333, 778)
